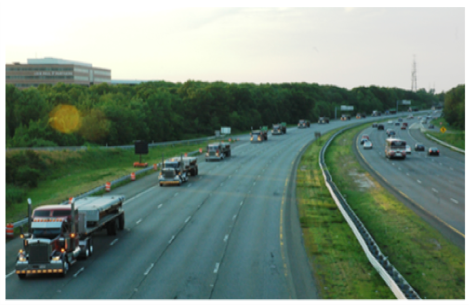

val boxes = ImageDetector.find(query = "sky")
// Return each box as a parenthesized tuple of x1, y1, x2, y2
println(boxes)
(1, 2, 466, 93)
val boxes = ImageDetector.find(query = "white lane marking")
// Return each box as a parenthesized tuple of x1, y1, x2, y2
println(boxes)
(169, 235, 175, 244)
(417, 180, 422, 184)
(406, 173, 410, 176)
(144, 263, 154, 276)
(185, 216, 191, 223)
(110, 239, 119, 246)
(240, 201, 243, 206)
(253, 182, 256, 186)
(213, 263, 220, 273)
(73, 267, 85, 277)
(6, 270, 16, 278)
(398, 167, 401, 171)
(158, 204, 163, 209)
(451, 198, 459, 204)
(392, 163, 395, 166)
(224, 234, 229, 242)
(174, 193, 179, 197)
(124, 186, 156, 205)
(232, 215, 237, 220)
(136, 219, 142, 225)
(432, 188, 438, 193)
(188, 183, 192, 187)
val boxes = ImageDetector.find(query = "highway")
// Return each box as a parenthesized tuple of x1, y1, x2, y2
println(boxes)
(356, 115, 465, 249)
(5, 112, 428, 299)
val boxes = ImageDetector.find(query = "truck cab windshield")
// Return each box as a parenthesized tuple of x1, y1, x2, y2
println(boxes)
(208, 146, 218, 151)
(32, 228, 62, 239)
(165, 162, 179, 169)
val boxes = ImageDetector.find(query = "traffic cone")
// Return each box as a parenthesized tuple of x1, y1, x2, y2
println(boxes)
(105, 182, 111, 192)
(6, 223, 14, 238)
(131, 173, 136, 181)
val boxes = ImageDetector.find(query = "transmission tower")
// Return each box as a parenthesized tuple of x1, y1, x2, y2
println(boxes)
(411, 55, 417, 92)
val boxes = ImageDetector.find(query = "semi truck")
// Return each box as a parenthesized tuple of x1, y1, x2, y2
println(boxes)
(250, 128, 268, 143)
(340, 114, 351, 121)
(205, 142, 231, 161)
(272, 122, 287, 135)
(318, 117, 329, 124)
(372, 110, 381, 117)
(298, 120, 310, 128)
(16, 196, 125, 279)
(159, 156, 198, 186)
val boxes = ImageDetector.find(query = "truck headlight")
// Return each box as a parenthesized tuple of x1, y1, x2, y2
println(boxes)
(52, 256, 61, 261)
(18, 256, 27, 262)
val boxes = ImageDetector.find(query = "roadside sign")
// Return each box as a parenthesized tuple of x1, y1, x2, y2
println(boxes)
(440, 127, 447, 133)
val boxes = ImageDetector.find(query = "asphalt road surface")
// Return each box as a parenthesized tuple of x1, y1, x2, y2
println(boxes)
(356, 116, 464, 250)
(5, 112, 423, 299)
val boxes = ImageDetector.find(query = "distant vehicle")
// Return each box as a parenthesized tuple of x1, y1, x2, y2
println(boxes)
(251, 128, 268, 143)
(372, 110, 381, 117)
(360, 135, 369, 145)
(386, 129, 396, 137)
(388, 120, 393, 124)
(398, 118, 403, 122)
(405, 145, 411, 155)
(428, 124, 434, 129)
(377, 124, 385, 130)
(428, 147, 440, 156)
(395, 122, 400, 126)
(372, 123, 378, 128)
(403, 122, 408, 127)
(159, 156, 198, 186)
(408, 115, 414, 119)
(356, 113, 362, 119)
(205, 142, 231, 161)
(341, 114, 351, 121)
(414, 143, 425, 151)
(385, 110, 390, 115)
(272, 123, 287, 135)
(401, 125, 406, 130)
(385, 138, 406, 159)
(421, 120, 427, 124)
(298, 119, 310, 128)
(363, 141, 373, 149)
(318, 117, 329, 124)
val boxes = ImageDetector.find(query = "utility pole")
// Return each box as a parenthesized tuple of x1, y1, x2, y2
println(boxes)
(411, 55, 417, 92)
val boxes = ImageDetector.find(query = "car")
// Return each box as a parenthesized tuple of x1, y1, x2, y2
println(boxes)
(395, 122, 400, 126)
(428, 124, 434, 129)
(372, 123, 378, 128)
(363, 141, 373, 149)
(405, 145, 411, 155)
(398, 118, 403, 122)
(403, 122, 408, 127)
(401, 125, 406, 130)
(360, 138, 369, 145)
(386, 129, 396, 137)
(377, 124, 385, 130)
(360, 135, 370, 145)
(408, 115, 414, 119)
(428, 147, 439, 156)
(388, 120, 393, 124)
(414, 143, 425, 151)
(421, 120, 427, 124)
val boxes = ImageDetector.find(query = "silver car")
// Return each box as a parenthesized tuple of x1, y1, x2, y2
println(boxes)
(363, 141, 373, 150)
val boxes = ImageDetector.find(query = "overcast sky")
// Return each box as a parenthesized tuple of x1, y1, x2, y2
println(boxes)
(1, 2, 465, 93)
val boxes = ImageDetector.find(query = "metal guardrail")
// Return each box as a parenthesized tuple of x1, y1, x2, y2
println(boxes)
(424, 133, 465, 154)
(319, 125, 421, 299)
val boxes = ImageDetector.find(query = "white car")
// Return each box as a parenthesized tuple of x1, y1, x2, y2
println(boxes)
(388, 120, 393, 124)
(405, 145, 411, 155)
(363, 141, 373, 149)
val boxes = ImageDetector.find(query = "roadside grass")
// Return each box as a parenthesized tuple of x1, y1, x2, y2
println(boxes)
(426, 118, 465, 150)
(6, 141, 215, 224)
(325, 124, 464, 299)
(297, 128, 394, 299)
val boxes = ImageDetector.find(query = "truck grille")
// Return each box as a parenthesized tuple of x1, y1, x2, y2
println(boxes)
(162, 169, 176, 178)
(29, 243, 50, 264)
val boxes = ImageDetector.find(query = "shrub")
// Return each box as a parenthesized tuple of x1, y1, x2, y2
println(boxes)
(6, 184, 27, 206)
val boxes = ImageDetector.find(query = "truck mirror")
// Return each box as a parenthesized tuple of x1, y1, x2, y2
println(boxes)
(59, 238, 65, 248)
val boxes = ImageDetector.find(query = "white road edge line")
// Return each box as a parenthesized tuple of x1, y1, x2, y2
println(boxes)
(185, 216, 191, 223)
(174, 193, 179, 197)
(417, 180, 422, 184)
(232, 215, 237, 220)
(136, 219, 142, 225)
(451, 198, 459, 204)
(169, 235, 175, 244)
(6, 270, 16, 278)
(432, 188, 438, 193)
(213, 263, 220, 273)
(224, 234, 229, 242)
(144, 263, 154, 276)
(110, 239, 119, 246)
(240, 201, 243, 206)
(124, 186, 156, 205)
(73, 267, 85, 277)
(158, 204, 163, 209)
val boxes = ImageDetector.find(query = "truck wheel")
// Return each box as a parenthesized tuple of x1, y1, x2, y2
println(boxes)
(107, 218, 118, 236)
(88, 238, 93, 256)
(118, 213, 125, 230)
(18, 274, 26, 279)
(83, 241, 90, 259)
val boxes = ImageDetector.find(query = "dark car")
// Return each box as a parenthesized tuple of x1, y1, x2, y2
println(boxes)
(414, 143, 425, 151)
(398, 118, 403, 122)
(403, 122, 408, 127)
(401, 125, 406, 130)
(395, 122, 400, 126)
(428, 124, 434, 129)
(372, 123, 378, 128)
(377, 124, 384, 130)
(428, 147, 439, 156)
(360, 135, 370, 145)
(386, 129, 395, 137)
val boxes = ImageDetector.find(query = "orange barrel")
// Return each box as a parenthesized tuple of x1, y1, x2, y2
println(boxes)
(199, 148, 202, 153)
(153, 164, 158, 170)
(105, 182, 111, 192)
(131, 173, 136, 181)
(229, 138, 231, 142)
(184, 153, 188, 157)
(6, 223, 14, 238)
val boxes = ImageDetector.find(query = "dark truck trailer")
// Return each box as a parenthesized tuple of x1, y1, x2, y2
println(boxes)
(205, 142, 231, 161)
(298, 119, 310, 128)
(251, 127, 268, 143)
(16, 196, 125, 279)
(272, 122, 287, 135)
(318, 117, 329, 124)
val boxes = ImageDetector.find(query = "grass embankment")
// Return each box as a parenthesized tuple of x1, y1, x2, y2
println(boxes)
(298, 124, 465, 299)
(6, 140, 224, 223)
(426, 118, 465, 150)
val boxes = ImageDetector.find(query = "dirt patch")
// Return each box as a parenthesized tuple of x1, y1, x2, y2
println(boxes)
(348, 170, 375, 189)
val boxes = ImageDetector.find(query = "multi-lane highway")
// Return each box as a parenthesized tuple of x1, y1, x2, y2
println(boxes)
(5, 112, 434, 299)
(356, 115, 465, 249)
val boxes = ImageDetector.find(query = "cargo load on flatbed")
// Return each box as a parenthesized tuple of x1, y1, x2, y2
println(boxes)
(206, 142, 231, 161)
(159, 156, 198, 186)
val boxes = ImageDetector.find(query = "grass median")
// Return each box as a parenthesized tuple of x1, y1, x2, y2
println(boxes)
(427, 118, 465, 150)
(6, 140, 235, 224)
(297, 124, 464, 299)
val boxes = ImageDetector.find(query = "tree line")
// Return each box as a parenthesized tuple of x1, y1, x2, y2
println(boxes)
(6, 81, 444, 147)
(442, 84, 464, 129)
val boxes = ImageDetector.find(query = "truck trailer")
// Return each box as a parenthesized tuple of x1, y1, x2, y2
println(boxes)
(16, 196, 125, 279)
(272, 122, 287, 135)
(205, 142, 231, 161)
